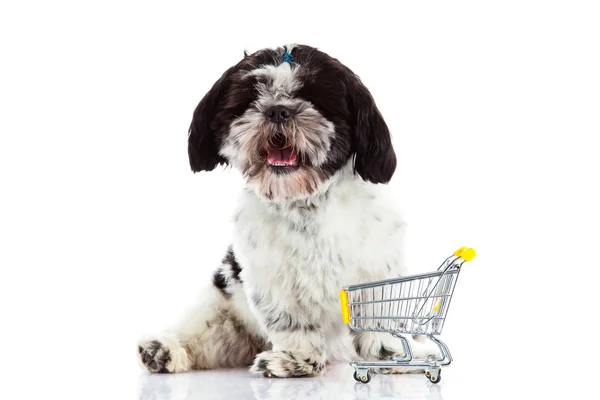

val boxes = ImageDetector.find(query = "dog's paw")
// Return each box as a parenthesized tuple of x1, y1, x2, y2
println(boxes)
(250, 350, 325, 378)
(368, 349, 424, 375)
(372, 365, 426, 374)
(137, 335, 190, 373)
(138, 340, 172, 373)
(371, 341, 439, 375)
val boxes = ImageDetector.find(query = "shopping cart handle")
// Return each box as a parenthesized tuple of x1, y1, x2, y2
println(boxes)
(339, 289, 351, 324)
(459, 247, 477, 262)
(453, 246, 467, 256)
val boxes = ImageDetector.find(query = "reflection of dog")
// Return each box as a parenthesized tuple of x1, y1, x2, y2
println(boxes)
(139, 44, 434, 377)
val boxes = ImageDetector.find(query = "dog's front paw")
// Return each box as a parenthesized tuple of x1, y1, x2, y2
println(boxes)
(372, 345, 439, 375)
(373, 365, 425, 374)
(137, 335, 190, 373)
(138, 340, 171, 373)
(250, 350, 325, 378)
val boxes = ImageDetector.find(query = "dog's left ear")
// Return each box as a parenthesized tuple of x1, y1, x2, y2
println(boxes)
(345, 73, 397, 184)
(188, 65, 241, 173)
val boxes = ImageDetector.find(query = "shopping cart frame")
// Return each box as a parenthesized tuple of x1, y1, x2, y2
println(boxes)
(339, 247, 476, 384)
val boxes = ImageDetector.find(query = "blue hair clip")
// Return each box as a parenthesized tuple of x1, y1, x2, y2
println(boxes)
(282, 50, 294, 64)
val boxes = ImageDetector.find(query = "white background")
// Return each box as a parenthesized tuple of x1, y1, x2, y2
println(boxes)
(1, 1, 598, 399)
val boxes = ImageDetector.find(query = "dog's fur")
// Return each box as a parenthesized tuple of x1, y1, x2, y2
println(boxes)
(138, 44, 437, 377)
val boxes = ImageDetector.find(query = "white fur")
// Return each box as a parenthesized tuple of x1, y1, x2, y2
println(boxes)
(138, 161, 439, 377)
(138, 334, 190, 373)
(249, 62, 300, 99)
(235, 162, 406, 358)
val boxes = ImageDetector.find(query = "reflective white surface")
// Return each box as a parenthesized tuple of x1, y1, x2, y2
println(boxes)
(138, 363, 446, 400)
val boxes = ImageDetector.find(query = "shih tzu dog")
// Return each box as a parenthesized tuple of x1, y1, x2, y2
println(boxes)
(138, 44, 434, 377)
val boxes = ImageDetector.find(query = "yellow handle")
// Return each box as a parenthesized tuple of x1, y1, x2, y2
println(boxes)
(339, 289, 351, 324)
(458, 247, 477, 262)
(453, 246, 468, 256)
(460, 247, 477, 261)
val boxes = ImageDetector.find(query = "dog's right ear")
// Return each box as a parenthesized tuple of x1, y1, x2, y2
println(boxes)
(188, 66, 238, 172)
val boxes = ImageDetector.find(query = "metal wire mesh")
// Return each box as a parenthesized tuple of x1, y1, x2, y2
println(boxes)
(346, 265, 460, 335)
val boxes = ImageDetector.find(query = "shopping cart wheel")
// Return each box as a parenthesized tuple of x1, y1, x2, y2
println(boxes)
(353, 370, 371, 383)
(426, 368, 441, 384)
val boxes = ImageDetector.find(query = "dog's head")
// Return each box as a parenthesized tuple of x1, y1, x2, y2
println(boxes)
(188, 44, 396, 201)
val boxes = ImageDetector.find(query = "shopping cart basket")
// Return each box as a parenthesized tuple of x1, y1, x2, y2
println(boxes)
(339, 246, 476, 384)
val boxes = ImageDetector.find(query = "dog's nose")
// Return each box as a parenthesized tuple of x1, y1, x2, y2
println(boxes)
(266, 106, 292, 124)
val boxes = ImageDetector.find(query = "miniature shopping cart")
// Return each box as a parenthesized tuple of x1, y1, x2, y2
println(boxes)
(339, 246, 476, 384)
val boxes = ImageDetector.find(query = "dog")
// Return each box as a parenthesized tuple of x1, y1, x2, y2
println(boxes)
(138, 44, 435, 377)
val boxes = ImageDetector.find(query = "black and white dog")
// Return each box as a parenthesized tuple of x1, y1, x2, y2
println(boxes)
(138, 44, 434, 377)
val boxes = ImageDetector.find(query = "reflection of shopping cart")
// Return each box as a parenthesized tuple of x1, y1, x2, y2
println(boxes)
(339, 247, 476, 384)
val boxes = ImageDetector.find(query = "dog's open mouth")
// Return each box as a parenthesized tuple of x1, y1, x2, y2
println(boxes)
(266, 133, 299, 170)
(267, 147, 298, 167)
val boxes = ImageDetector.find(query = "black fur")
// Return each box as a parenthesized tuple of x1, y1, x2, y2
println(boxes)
(256, 358, 268, 370)
(188, 45, 396, 184)
(212, 247, 243, 297)
(212, 269, 230, 298)
(188, 70, 231, 172)
(223, 246, 242, 282)
(352, 332, 363, 356)
(293, 45, 396, 183)
(188, 50, 279, 172)
(345, 71, 396, 184)
(379, 344, 395, 359)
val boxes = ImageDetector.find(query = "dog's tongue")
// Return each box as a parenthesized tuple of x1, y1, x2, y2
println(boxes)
(267, 148, 298, 166)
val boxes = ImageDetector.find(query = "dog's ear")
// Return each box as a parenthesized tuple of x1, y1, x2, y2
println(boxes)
(188, 66, 238, 172)
(345, 73, 397, 184)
